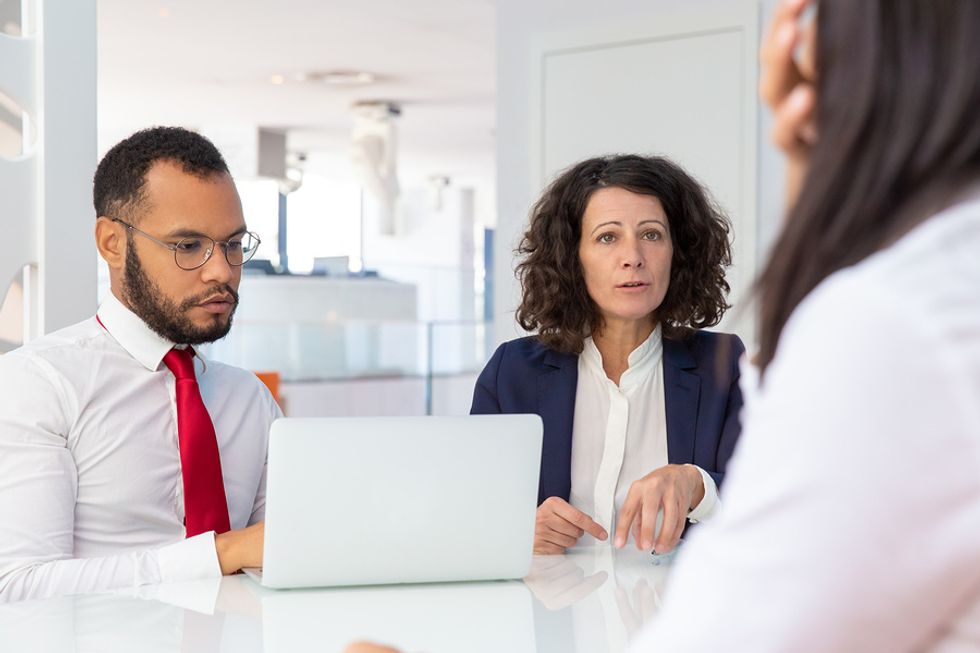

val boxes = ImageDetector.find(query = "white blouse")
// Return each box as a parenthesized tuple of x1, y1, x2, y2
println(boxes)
(570, 325, 719, 547)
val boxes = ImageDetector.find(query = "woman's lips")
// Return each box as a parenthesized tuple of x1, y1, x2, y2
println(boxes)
(615, 282, 650, 292)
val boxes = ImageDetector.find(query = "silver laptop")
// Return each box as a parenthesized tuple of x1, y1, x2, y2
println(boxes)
(245, 414, 543, 589)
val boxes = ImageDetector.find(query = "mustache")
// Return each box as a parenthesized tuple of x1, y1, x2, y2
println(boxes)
(179, 285, 240, 311)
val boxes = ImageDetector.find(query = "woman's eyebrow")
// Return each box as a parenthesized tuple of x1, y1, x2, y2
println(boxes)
(589, 219, 667, 236)
(590, 220, 622, 236)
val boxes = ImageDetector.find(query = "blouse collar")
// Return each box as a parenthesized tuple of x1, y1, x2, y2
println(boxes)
(581, 324, 663, 389)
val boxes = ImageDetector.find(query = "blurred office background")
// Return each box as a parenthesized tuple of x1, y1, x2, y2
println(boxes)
(0, 0, 785, 416)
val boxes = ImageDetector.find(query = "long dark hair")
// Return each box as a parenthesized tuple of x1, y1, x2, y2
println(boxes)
(757, 0, 980, 374)
(516, 154, 732, 353)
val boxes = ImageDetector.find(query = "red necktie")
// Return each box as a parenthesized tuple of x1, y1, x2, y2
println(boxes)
(163, 347, 231, 537)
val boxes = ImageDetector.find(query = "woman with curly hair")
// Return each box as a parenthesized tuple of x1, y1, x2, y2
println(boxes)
(471, 154, 744, 555)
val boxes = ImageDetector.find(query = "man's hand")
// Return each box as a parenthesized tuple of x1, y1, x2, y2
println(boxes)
(534, 497, 608, 554)
(214, 522, 264, 575)
(614, 464, 704, 553)
(759, 0, 818, 206)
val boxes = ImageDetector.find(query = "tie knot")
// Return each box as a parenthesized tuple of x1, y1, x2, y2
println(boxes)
(163, 347, 197, 380)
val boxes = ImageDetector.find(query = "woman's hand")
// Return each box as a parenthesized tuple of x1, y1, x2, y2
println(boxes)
(534, 496, 608, 554)
(760, 0, 818, 206)
(614, 464, 704, 553)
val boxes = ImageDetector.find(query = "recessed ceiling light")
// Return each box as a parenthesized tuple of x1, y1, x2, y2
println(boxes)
(303, 70, 377, 86)
(267, 70, 379, 87)
(322, 71, 376, 86)
(158, 7, 170, 18)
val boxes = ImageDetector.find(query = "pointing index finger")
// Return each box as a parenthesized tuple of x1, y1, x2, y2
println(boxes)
(554, 501, 608, 541)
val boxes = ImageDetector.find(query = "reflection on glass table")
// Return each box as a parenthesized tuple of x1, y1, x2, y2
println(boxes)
(527, 545, 674, 653)
(0, 545, 678, 653)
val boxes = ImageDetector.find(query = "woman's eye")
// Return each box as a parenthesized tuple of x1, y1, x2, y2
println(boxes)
(597, 233, 615, 244)
(642, 230, 662, 241)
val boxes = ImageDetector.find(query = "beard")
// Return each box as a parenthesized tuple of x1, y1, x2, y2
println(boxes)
(122, 240, 239, 345)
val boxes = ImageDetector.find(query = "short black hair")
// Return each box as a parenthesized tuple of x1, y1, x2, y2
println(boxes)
(93, 126, 230, 222)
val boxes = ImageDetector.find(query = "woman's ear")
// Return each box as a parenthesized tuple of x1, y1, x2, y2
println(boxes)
(95, 217, 126, 271)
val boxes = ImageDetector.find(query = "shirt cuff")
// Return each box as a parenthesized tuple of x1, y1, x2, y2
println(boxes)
(156, 531, 223, 584)
(687, 466, 720, 523)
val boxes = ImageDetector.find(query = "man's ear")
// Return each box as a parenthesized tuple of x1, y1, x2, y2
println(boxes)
(95, 217, 126, 271)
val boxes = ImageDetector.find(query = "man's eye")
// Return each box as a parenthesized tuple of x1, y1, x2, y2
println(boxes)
(226, 240, 243, 252)
(176, 239, 203, 252)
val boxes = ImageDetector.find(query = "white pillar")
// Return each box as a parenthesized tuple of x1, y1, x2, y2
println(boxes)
(0, 0, 97, 342)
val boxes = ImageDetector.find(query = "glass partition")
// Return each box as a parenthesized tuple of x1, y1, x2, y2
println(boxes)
(203, 319, 493, 416)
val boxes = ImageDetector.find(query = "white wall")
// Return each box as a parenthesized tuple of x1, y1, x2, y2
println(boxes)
(494, 0, 787, 348)
(362, 186, 477, 323)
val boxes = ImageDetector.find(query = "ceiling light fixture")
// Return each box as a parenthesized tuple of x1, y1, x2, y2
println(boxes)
(318, 70, 376, 86)
(266, 70, 378, 87)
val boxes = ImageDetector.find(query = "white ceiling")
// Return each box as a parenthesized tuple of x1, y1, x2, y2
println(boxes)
(96, 0, 496, 186)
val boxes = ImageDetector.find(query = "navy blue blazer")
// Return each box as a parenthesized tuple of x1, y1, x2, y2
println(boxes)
(470, 331, 745, 506)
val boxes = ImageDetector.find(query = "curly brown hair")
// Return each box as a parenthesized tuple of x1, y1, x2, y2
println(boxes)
(515, 154, 732, 353)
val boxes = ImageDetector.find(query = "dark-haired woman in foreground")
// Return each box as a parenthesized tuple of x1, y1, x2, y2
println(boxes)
(472, 154, 744, 555)
(630, 0, 980, 650)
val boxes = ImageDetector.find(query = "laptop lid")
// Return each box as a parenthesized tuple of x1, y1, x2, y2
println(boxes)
(261, 414, 543, 589)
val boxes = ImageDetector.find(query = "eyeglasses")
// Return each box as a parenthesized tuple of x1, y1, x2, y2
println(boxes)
(113, 218, 261, 271)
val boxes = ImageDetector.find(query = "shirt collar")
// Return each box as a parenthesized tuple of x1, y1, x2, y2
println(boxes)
(96, 292, 202, 372)
(626, 323, 663, 370)
(581, 324, 663, 387)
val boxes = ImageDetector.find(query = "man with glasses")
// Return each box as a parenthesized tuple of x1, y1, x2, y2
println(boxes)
(0, 126, 277, 601)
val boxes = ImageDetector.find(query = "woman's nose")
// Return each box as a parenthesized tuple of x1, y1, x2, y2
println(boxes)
(621, 243, 644, 268)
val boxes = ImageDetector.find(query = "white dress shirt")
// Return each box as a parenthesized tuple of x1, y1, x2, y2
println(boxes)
(570, 325, 718, 547)
(0, 293, 281, 602)
(630, 197, 980, 652)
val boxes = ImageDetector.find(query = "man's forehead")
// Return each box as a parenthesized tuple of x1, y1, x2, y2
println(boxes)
(143, 158, 233, 189)
(139, 161, 244, 235)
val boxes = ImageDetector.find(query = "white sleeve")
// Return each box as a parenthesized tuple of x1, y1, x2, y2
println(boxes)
(0, 354, 221, 603)
(630, 281, 980, 653)
(685, 466, 719, 523)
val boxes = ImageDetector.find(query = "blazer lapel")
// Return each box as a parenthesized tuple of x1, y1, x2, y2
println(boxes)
(536, 348, 578, 502)
(663, 338, 700, 465)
